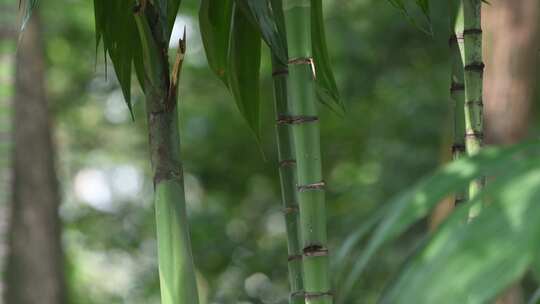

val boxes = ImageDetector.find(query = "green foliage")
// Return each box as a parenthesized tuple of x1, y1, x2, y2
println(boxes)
(227, 5, 262, 139)
(337, 141, 540, 302)
(236, 0, 288, 65)
(312, 0, 343, 113)
(381, 160, 540, 303)
(199, 0, 233, 85)
(93, 0, 145, 117)
(199, 0, 342, 138)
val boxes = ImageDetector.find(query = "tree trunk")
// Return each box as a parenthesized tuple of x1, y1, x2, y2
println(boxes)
(483, 0, 539, 145)
(483, 1, 540, 303)
(4, 12, 67, 304)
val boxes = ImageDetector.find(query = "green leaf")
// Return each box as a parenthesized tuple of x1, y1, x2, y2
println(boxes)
(227, 5, 262, 139)
(338, 141, 540, 302)
(199, 0, 234, 85)
(235, 0, 288, 64)
(380, 158, 540, 304)
(18, 0, 38, 32)
(94, 0, 143, 118)
(312, 0, 343, 113)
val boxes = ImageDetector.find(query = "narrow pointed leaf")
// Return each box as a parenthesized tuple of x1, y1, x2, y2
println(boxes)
(312, 0, 343, 113)
(18, 0, 38, 32)
(339, 141, 540, 302)
(199, 0, 234, 85)
(236, 0, 287, 64)
(380, 160, 540, 304)
(227, 5, 262, 139)
(93, 0, 145, 117)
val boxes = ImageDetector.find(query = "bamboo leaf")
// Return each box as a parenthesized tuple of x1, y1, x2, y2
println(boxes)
(338, 141, 540, 302)
(18, 0, 38, 32)
(312, 0, 343, 113)
(199, 0, 234, 85)
(380, 159, 540, 304)
(235, 0, 288, 64)
(94, 0, 143, 117)
(227, 5, 262, 139)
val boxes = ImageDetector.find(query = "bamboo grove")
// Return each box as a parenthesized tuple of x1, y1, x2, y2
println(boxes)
(16, 0, 540, 303)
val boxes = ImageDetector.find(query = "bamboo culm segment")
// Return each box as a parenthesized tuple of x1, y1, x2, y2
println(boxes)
(134, 4, 200, 304)
(450, 2, 467, 206)
(272, 55, 304, 304)
(283, 1, 332, 303)
(462, 0, 485, 216)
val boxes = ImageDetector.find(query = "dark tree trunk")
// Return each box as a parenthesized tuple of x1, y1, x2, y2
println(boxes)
(4, 12, 67, 304)
(483, 0, 540, 145)
(483, 1, 540, 303)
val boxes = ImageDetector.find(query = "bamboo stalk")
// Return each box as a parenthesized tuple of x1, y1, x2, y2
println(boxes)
(134, 5, 199, 304)
(462, 0, 485, 217)
(282, 0, 332, 303)
(450, 2, 467, 206)
(272, 53, 305, 304)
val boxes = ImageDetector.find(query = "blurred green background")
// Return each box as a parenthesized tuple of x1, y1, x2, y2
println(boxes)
(1, 0, 539, 303)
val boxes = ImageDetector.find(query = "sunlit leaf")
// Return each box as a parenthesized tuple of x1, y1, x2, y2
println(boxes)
(338, 141, 540, 302)
(381, 159, 540, 304)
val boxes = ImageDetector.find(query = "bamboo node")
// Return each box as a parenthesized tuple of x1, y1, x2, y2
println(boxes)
(297, 181, 326, 192)
(272, 68, 289, 77)
(290, 291, 305, 299)
(451, 144, 465, 153)
(465, 100, 483, 107)
(455, 197, 466, 205)
(450, 82, 465, 92)
(463, 28, 483, 36)
(277, 115, 319, 125)
(303, 244, 329, 257)
(304, 291, 334, 299)
(279, 159, 297, 168)
(287, 254, 303, 262)
(288, 56, 316, 79)
(465, 131, 484, 139)
(282, 206, 299, 214)
(464, 62, 485, 72)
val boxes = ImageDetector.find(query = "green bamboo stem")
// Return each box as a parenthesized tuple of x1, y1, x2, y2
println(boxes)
(462, 0, 485, 217)
(271, 54, 304, 304)
(450, 2, 467, 206)
(134, 5, 199, 304)
(283, 0, 332, 303)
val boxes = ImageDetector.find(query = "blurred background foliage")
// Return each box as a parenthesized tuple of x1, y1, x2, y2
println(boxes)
(0, 0, 539, 303)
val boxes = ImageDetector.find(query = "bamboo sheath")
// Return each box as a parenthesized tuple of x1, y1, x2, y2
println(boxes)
(134, 4, 200, 304)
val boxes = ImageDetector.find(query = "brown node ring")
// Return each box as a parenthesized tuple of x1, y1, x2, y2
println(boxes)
(464, 62, 485, 72)
(288, 56, 316, 79)
(303, 244, 329, 257)
(277, 115, 319, 125)
(279, 159, 297, 168)
(297, 181, 326, 192)
(272, 68, 289, 77)
(304, 291, 334, 300)
(465, 131, 484, 139)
